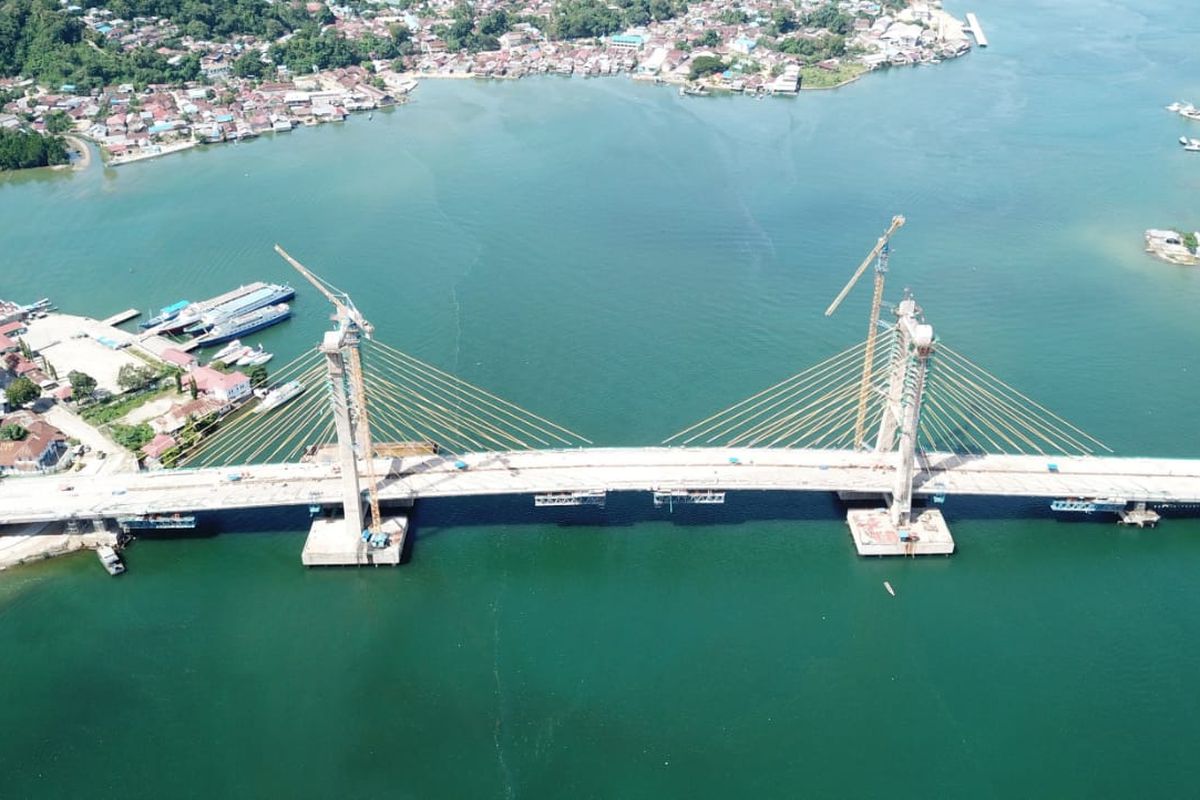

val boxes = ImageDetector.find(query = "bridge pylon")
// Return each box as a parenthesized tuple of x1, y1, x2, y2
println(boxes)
(847, 291, 953, 556)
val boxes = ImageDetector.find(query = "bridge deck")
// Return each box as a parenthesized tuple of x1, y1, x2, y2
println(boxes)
(3, 448, 1200, 526)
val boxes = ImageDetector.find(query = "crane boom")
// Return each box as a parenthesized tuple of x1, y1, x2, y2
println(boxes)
(824, 215, 905, 317)
(274, 244, 374, 338)
(822, 215, 906, 449)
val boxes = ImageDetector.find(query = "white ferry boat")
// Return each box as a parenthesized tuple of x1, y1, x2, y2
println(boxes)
(254, 380, 305, 414)
(96, 545, 125, 576)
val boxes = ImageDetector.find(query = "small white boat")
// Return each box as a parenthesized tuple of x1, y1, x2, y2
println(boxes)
(883, 580, 895, 597)
(211, 339, 244, 363)
(96, 545, 125, 576)
(235, 345, 269, 366)
(213, 346, 250, 366)
(1186, 143, 1200, 152)
(1180, 136, 1189, 145)
(244, 351, 273, 366)
(1167, 101, 1184, 112)
(254, 380, 305, 413)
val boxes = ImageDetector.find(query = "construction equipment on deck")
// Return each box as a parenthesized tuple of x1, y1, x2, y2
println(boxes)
(824, 215, 906, 449)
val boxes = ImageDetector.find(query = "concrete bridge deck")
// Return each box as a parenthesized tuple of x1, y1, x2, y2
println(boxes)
(3, 448, 1200, 526)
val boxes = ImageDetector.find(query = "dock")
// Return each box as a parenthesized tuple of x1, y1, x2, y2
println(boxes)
(100, 308, 141, 326)
(966, 13, 988, 46)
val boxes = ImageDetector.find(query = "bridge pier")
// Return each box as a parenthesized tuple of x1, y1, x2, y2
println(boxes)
(846, 507, 954, 556)
(302, 515, 408, 566)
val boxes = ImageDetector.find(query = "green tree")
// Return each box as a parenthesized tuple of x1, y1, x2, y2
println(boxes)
(233, 50, 267, 79)
(111, 422, 154, 451)
(5, 376, 39, 406)
(0, 423, 27, 441)
(1183, 231, 1198, 253)
(247, 364, 269, 388)
(67, 370, 97, 400)
(44, 111, 72, 133)
(117, 364, 156, 392)
(689, 54, 726, 80)
(698, 29, 720, 48)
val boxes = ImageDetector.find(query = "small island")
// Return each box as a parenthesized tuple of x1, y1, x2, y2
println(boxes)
(1145, 228, 1199, 266)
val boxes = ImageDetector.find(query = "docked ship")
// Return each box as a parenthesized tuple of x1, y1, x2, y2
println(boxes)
(183, 283, 295, 334)
(1050, 497, 1128, 515)
(159, 283, 268, 333)
(196, 303, 292, 347)
(139, 299, 191, 329)
(254, 380, 304, 413)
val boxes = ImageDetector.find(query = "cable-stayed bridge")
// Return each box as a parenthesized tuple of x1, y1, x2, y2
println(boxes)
(4, 248, 1198, 564)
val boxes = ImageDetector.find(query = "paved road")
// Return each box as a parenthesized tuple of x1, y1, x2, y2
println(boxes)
(2, 447, 1200, 525)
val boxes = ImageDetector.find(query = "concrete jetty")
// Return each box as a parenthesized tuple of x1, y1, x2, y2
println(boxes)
(966, 13, 988, 47)
(101, 308, 141, 326)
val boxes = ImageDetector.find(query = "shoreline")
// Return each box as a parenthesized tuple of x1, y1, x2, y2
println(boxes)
(63, 134, 91, 171)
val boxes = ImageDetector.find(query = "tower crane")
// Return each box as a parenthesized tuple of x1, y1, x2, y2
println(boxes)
(823, 215, 906, 450)
(274, 244, 384, 538)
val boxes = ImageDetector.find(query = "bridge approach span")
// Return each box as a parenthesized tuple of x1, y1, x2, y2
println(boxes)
(4, 448, 1200, 526)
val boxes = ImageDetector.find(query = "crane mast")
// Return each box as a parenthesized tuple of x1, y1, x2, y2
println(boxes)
(823, 215, 905, 449)
(274, 244, 383, 536)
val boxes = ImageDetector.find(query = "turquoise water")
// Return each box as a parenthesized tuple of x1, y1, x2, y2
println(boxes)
(3, 0, 1200, 795)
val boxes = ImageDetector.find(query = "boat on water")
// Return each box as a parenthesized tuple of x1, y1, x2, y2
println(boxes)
(243, 350, 273, 366)
(162, 282, 268, 333)
(235, 345, 272, 366)
(196, 303, 292, 347)
(1167, 101, 1185, 112)
(680, 83, 709, 97)
(884, 581, 895, 597)
(96, 545, 125, 576)
(210, 339, 245, 363)
(1050, 497, 1128, 515)
(213, 345, 251, 366)
(254, 379, 304, 413)
(139, 299, 191, 329)
(184, 283, 295, 334)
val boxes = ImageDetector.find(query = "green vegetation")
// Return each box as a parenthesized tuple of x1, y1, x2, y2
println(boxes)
(247, 364, 269, 388)
(688, 54, 726, 80)
(4, 376, 39, 406)
(80, 385, 170, 425)
(268, 23, 408, 73)
(802, 3, 855, 36)
(0, 423, 27, 441)
(67, 370, 96, 401)
(766, 7, 796, 36)
(698, 29, 719, 48)
(111, 422, 154, 451)
(0, 127, 68, 170)
(0, 0, 328, 87)
(44, 110, 72, 133)
(799, 61, 867, 89)
(549, 0, 686, 40)
(718, 9, 748, 24)
(774, 33, 846, 63)
(117, 363, 158, 393)
(1182, 231, 1198, 253)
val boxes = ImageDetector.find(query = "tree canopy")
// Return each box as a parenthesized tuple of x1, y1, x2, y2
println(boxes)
(68, 370, 97, 400)
(4, 376, 40, 406)
(0, 127, 67, 170)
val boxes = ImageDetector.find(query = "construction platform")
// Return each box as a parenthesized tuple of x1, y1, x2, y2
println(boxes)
(847, 508, 955, 556)
(301, 516, 407, 566)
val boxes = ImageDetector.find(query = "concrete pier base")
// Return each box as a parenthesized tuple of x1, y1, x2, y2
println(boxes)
(847, 508, 955, 556)
(302, 515, 408, 566)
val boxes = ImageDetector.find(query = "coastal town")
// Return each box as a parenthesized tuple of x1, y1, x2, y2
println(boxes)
(0, 0, 981, 167)
(0, 284, 310, 569)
